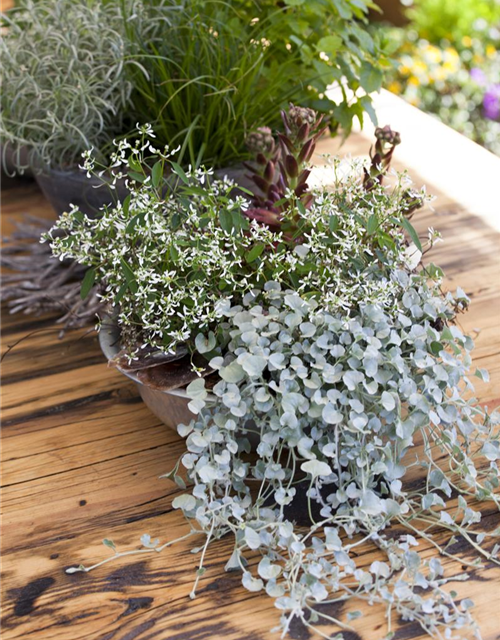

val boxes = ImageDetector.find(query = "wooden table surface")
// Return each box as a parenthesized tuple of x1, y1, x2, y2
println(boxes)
(2, 127, 500, 640)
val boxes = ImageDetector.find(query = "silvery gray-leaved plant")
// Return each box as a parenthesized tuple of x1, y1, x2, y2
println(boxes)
(69, 280, 499, 638)
(169, 282, 498, 639)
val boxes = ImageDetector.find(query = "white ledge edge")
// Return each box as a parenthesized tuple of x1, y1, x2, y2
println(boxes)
(348, 89, 500, 233)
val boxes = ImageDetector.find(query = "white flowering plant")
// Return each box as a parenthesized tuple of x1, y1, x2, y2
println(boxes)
(46, 121, 426, 359)
(56, 123, 500, 639)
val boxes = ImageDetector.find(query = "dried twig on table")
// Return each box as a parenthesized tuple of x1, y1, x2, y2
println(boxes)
(1, 216, 103, 336)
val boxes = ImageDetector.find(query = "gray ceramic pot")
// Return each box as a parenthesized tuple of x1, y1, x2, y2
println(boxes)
(34, 163, 252, 219)
(34, 167, 129, 218)
(214, 163, 255, 194)
(98, 320, 216, 432)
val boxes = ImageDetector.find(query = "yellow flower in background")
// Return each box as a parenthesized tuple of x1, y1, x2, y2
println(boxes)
(473, 53, 484, 64)
(387, 81, 402, 95)
(462, 36, 472, 48)
(408, 75, 420, 86)
(442, 61, 457, 75)
(413, 60, 427, 75)
(444, 48, 459, 63)
(399, 63, 411, 76)
(424, 45, 442, 64)
(486, 44, 497, 59)
(433, 67, 446, 82)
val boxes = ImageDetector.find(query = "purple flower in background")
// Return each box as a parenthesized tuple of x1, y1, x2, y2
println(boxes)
(470, 67, 487, 85)
(483, 84, 500, 121)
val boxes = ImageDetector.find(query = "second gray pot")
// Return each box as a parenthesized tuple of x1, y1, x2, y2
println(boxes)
(34, 163, 253, 219)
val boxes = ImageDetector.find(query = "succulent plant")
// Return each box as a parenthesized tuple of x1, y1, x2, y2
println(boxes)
(363, 125, 402, 191)
(243, 104, 327, 235)
(243, 112, 422, 239)
(363, 125, 424, 218)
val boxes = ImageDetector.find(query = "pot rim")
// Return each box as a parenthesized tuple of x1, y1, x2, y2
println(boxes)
(98, 318, 215, 401)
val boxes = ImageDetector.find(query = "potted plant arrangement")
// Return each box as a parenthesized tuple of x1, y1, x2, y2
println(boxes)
(0, 0, 390, 329)
(1, 0, 391, 214)
(45, 108, 500, 639)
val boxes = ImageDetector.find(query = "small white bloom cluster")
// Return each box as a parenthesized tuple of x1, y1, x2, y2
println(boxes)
(174, 279, 499, 637)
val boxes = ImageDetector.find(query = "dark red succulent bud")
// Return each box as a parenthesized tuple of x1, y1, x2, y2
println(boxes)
(298, 138, 315, 164)
(287, 104, 317, 133)
(375, 125, 401, 146)
(297, 168, 311, 185)
(268, 184, 281, 199)
(245, 207, 282, 231)
(313, 124, 328, 144)
(264, 160, 275, 182)
(278, 133, 294, 153)
(364, 124, 402, 191)
(297, 122, 310, 142)
(281, 110, 292, 136)
(277, 168, 288, 190)
(251, 174, 269, 192)
(371, 152, 382, 168)
(285, 155, 299, 178)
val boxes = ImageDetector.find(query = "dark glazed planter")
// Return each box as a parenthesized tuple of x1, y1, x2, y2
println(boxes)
(214, 163, 255, 194)
(34, 167, 129, 218)
(34, 163, 253, 219)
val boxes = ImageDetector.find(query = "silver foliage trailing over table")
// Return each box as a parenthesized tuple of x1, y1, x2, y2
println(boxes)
(177, 281, 498, 638)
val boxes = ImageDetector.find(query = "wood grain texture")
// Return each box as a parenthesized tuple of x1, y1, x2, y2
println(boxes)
(2, 134, 500, 640)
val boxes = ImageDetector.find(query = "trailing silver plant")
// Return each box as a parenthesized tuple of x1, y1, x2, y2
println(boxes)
(171, 283, 499, 638)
